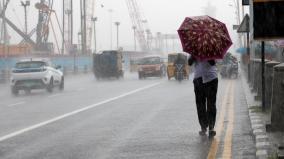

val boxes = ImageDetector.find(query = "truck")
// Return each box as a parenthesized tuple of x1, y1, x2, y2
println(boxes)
(93, 50, 124, 79)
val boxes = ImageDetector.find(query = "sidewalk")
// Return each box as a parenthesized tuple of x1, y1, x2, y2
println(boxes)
(241, 71, 279, 159)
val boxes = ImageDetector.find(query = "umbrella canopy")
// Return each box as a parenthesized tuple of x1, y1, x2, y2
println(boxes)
(178, 16, 233, 60)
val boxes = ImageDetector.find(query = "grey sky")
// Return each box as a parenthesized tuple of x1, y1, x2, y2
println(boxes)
(4, 0, 248, 53)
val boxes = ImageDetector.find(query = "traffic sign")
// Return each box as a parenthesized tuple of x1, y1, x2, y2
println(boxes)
(238, 14, 249, 33)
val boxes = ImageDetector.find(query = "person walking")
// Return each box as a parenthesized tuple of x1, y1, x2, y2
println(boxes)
(188, 56, 218, 138)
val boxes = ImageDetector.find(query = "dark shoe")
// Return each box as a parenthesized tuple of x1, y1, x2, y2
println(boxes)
(199, 128, 207, 136)
(208, 130, 216, 139)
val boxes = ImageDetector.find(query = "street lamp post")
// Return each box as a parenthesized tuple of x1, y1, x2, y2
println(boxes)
(115, 22, 120, 50)
(75, 32, 82, 72)
(21, 0, 30, 35)
(156, 32, 162, 52)
(91, 17, 98, 53)
(132, 26, 136, 51)
(146, 29, 151, 50)
(108, 9, 113, 49)
(65, 9, 72, 54)
(21, 0, 30, 56)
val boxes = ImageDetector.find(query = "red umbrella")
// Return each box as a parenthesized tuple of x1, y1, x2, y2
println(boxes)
(178, 16, 233, 60)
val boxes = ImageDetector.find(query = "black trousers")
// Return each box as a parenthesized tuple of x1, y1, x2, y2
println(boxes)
(193, 77, 218, 130)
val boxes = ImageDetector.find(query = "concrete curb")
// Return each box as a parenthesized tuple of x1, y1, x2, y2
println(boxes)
(241, 73, 272, 159)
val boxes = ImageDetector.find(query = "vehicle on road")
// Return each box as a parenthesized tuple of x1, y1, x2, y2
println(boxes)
(175, 63, 185, 82)
(220, 63, 239, 79)
(10, 58, 64, 95)
(137, 56, 166, 79)
(93, 50, 124, 79)
(167, 53, 190, 80)
(220, 53, 239, 79)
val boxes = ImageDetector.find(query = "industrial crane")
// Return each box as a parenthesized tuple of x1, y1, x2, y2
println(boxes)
(125, 1, 181, 53)
(35, 0, 54, 52)
(125, 0, 152, 51)
(0, 0, 62, 53)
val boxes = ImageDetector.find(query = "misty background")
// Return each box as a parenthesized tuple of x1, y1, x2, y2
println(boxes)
(4, 0, 248, 53)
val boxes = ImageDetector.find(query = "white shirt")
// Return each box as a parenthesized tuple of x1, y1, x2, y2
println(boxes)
(194, 61, 218, 83)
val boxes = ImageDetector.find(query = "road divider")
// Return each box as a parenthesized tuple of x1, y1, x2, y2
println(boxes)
(0, 82, 162, 142)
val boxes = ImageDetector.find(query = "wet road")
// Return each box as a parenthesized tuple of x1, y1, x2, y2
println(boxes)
(0, 73, 255, 159)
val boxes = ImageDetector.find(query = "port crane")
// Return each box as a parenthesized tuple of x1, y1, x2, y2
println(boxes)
(125, 0, 152, 51)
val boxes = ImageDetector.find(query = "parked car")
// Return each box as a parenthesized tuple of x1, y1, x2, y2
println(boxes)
(10, 58, 64, 95)
(138, 56, 166, 79)
(93, 50, 124, 79)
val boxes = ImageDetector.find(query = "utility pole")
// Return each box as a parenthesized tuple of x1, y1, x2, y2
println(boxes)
(63, 0, 73, 55)
(21, 0, 30, 35)
(132, 26, 136, 51)
(235, 0, 242, 47)
(70, 0, 73, 45)
(91, 17, 97, 53)
(146, 29, 151, 50)
(80, 0, 87, 54)
(1, 0, 9, 69)
(62, 0, 65, 55)
(157, 32, 161, 52)
(21, 0, 30, 55)
(115, 22, 120, 49)
(83, 0, 86, 54)
(165, 35, 168, 53)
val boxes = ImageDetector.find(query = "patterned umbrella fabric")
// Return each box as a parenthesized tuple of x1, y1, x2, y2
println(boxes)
(178, 16, 233, 60)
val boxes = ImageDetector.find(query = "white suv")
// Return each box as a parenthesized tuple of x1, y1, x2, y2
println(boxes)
(10, 58, 64, 95)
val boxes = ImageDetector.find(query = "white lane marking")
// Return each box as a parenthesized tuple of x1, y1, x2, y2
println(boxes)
(8, 101, 26, 107)
(0, 82, 162, 142)
(48, 94, 63, 98)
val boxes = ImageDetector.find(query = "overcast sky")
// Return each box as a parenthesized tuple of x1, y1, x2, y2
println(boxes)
(4, 0, 248, 53)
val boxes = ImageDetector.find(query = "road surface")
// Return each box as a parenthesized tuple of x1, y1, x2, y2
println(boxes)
(0, 73, 255, 159)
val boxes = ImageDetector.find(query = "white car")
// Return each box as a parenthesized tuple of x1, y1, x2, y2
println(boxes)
(10, 58, 64, 95)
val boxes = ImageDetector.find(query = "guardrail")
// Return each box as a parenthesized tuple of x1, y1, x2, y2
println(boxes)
(246, 59, 284, 132)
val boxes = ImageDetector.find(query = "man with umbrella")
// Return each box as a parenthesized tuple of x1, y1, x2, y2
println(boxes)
(178, 16, 232, 138)
(188, 57, 218, 138)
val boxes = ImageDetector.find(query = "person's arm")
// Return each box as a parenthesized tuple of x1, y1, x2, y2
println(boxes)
(208, 60, 216, 66)
(188, 56, 195, 66)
